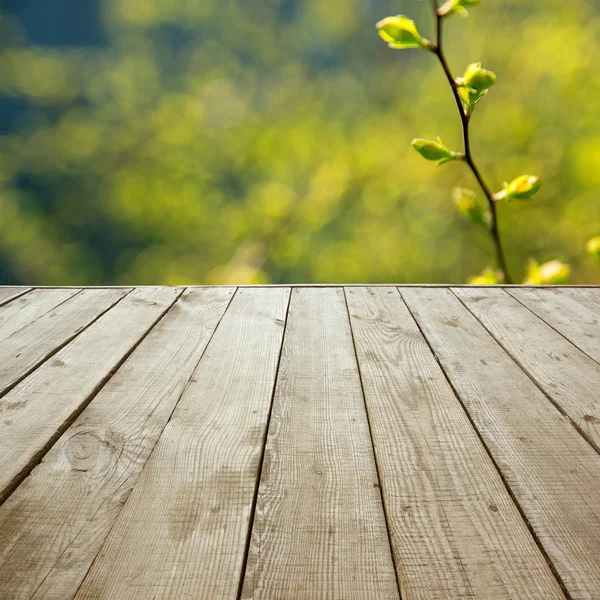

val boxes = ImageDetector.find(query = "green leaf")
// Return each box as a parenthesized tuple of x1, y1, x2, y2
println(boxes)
(452, 187, 490, 227)
(586, 236, 600, 260)
(468, 267, 503, 285)
(439, 0, 481, 17)
(494, 175, 541, 201)
(456, 63, 496, 112)
(376, 15, 431, 50)
(523, 259, 570, 284)
(411, 137, 460, 165)
(458, 86, 487, 111)
(458, 63, 496, 93)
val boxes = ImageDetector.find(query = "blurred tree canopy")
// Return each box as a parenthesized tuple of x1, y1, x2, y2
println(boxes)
(0, 0, 599, 284)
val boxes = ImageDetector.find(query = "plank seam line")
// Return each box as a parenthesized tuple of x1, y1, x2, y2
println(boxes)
(27, 290, 194, 600)
(0, 287, 32, 308)
(453, 288, 600, 459)
(0, 288, 85, 344)
(70, 286, 238, 600)
(235, 287, 293, 600)
(0, 287, 181, 508)
(0, 288, 129, 403)
(343, 287, 404, 599)
(398, 287, 573, 600)
(559, 288, 600, 314)
(503, 288, 600, 368)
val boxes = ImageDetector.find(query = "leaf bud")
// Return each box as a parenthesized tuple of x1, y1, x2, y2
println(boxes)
(376, 16, 432, 50)
(524, 259, 571, 285)
(494, 175, 541, 201)
(412, 137, 462, 166)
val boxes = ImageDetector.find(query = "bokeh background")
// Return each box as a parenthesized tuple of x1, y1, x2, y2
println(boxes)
(0, 0, 599, 285)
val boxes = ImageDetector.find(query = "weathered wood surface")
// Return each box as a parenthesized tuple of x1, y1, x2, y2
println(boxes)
(0, 288, 127, 398)
(0, 288, 80, 342)
(506, 287, 600, 363)
(0, 287, 180, 504)
(0, 287, 233, 599)
(0, 286, 29, 306)
(346, 287, 563, 600)
(561, 287, 600, 315)
(455, 287, 600, 451)
(402, 287, 600, 600)
(76, 288, 289, 600)
(241, 287, 399, 599)
(0, 285, 599, 600)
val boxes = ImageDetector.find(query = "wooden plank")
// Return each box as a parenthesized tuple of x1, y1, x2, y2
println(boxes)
(0, 287, 234, 600)
(241, 288, 399, 600)
(506, 288, 600, 363)
(0, 287, 30, 306)
(75, 287, 290, 600)
(0, 288, 128, 398)
(0, 286, 181, 505)
(401, 287, 600, 600)
(456, 287, 600, 451)
(561, 287, 600, 315)
(346, 287, 564, 600)
(0, 288, 81, 342)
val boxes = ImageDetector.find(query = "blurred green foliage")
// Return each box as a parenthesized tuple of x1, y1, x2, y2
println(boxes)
(0, 0, 599, 284)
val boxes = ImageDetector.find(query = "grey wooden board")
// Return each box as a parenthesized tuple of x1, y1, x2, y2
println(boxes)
(0, 288, 128, 398)
(346, 287, 564, 600)
(75, 287, 290, 600)
(455, 287, 600, 452)
(0, 288, 80, 342)
(0, 287, 234, 600)
(241, 287, 399, 599)
(401, 287, 600, 600)
(507, 287, 600, 363)
(0, 287, 30, 306)
(560, 288, 600, 315)
(0, 287, 181, 505)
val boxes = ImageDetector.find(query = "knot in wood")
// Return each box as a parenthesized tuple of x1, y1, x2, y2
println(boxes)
(65, 431, 108, 472)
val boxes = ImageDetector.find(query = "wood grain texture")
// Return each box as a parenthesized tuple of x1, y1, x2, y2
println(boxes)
(402, 287, 600, 600)
(241, 287, 399, 600)
(0, 288, 127, 398)
(0, 287, 181, 505)
(0, 288, 80, 342)
(346, 287, 564, 600)
(455, 287, 600, 451)
(560, 288, 600, 315)
(506, 287, 600, 363)
(0, 287, 30, 306)
(0, 287, 234, 600)
(75, 287, 290, 600)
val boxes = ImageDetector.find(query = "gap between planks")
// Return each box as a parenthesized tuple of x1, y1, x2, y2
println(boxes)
(504, 287, 600, 366)
(0, 287, 31, 307)
(0, 289, 130, 401)
(2, 286, 599, 600)
(400, 287, 600, 599)
(0, 287, 235, 600)
(452, 287, 600, 456)
(0, 287, 182, 505)
(74, 287, 290, 600)
(346, 287, 565, 600)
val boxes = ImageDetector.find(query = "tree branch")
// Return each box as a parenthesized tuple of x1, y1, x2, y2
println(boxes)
(430, 2, 513, 283)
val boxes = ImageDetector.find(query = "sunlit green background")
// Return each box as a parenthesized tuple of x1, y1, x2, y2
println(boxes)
(1, 0, 599, 284)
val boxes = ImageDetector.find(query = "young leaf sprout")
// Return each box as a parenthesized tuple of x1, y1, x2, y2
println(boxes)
(376, 0, 568, 284)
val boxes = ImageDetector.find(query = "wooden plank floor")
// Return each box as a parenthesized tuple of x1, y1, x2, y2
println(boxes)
(1, 286, 599, 599)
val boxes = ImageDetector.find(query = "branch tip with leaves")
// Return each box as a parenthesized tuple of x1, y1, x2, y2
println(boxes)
(376, 0, 569, 284)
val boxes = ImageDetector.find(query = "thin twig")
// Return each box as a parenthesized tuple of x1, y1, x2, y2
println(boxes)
(430, 0, 513, 283)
